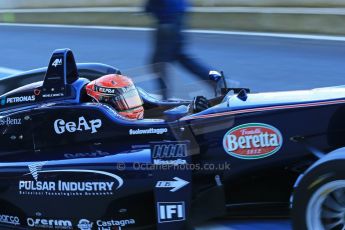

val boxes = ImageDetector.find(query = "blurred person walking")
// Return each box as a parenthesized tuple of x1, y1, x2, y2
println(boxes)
(145, 0, 214, 99)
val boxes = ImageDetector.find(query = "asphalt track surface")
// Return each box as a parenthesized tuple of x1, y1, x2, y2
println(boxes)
(1, 24, 345, 229)
(1, 24, 345, 98)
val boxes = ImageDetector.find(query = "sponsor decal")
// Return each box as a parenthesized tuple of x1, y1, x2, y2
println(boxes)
(96, 219, 135, 228)
(223, 123, 283, 159)
(129, 128, 168, 135)
(64, 151, 110, 159)
(5, 95, 35, 104)
(156, 177, 189, 192)
(77, 219, 93, 230)
(158, 202, 185, 223)
(0, 214, 20, 226)
(19, 162, 123, 196)
(152, 144, 187, 159)
(0, 117, 21, 126)
(0, 97, 5, 106)
(27, 217, 72, 229)
(52, 58, 62, 67)
(152, 143, 188, 165)
(42, 93, 65, 98)
(98, 87, 116, 94)
(34, 89, 41, 96)
(153, 159, 187, 165)
(54, 116, 102, 134)
(28, 161, 46, 181)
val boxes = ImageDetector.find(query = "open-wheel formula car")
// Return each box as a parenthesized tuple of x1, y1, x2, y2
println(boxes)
(0, 48, 345, 230)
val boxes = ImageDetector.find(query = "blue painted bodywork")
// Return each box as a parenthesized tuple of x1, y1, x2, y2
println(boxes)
(0, 49, 344, 229)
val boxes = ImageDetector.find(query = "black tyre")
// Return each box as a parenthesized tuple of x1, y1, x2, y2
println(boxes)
(292, 159, 345, 230)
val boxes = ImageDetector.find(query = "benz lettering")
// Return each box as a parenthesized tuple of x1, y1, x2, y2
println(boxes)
(0, 117, 21, 126)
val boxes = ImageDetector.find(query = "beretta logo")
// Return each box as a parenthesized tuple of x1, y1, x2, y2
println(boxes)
(223, 123, 283, 159)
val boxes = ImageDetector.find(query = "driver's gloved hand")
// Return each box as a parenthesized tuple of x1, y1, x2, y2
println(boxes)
(209, 70, 226, 97)
(209, 70, 223, 82)
(192, 96, 210, 113)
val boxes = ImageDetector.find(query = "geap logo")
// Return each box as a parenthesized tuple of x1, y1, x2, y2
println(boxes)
(223, 123, 283, 159)
(54, 116, 102, 134)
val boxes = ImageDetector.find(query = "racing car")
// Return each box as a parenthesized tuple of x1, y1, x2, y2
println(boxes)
(0, 48, 345, 230)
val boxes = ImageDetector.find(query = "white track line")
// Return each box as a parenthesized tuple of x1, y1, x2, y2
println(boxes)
(192, 7, 345, 14)
(0, 67, 22, 75)
(189, 29, 345, 41)
(0, 7, 142, 13)
(1, 7, 345, 15)
(1, 23, 345, 42)
(0, 23, 152, 31)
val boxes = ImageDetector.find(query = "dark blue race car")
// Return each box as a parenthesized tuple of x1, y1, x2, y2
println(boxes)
(0, 49, 345, 230)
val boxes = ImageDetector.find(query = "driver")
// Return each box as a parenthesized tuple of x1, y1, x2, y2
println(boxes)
(86, 74, 144, 120)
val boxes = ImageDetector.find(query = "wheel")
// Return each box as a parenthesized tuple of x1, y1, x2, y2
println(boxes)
(292, 159, 345, 230)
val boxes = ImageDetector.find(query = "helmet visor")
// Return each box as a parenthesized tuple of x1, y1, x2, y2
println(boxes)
(110, 87, 143, 111)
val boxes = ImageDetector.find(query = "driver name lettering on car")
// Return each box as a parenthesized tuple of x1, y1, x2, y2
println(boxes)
(54, 116, 102, 134)
(42, 93, 64, 98)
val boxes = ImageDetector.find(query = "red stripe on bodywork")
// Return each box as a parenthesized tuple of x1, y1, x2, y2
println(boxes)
(180, 99, 345, 121)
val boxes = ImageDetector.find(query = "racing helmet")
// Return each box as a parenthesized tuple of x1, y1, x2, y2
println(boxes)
(86, 74, 144, 120)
